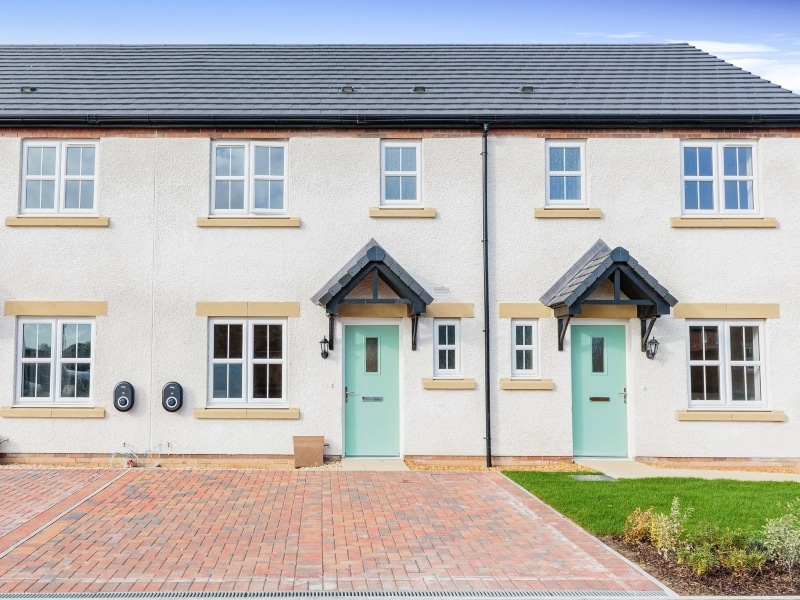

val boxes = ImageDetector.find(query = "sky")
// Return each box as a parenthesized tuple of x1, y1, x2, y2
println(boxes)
(1, 0, 799, 93)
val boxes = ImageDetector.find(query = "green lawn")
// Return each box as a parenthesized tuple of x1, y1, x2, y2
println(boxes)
(504, 471, 800, 537)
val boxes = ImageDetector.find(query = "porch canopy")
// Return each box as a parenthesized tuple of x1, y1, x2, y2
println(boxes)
(312, 239, 433, 350)
(540, 239, 677, 351)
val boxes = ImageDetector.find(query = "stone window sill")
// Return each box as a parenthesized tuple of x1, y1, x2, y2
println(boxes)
(422, 378, 476, 390)
(193, 408, 300, 419)
(6, 216, 110, 227)
(534, 208, 602, 219)
(676, 410, 785, 422)
(0, 407, 105, 418)
(197, 217, 301, 228)
(369, 208, 436, 218)
(499, 379, 554, 390)
(670, 217, 777, 228)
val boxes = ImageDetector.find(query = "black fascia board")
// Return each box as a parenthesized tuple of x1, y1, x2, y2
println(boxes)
(2, 112, 800, 129)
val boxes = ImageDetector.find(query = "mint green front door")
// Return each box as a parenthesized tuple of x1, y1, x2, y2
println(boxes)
(571, 325, 628, 457)
(344, 325, 400, 457)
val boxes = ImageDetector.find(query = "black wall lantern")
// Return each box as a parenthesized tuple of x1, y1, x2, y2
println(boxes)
(319, 336, 330, 359)
(646, 337, 660, 360)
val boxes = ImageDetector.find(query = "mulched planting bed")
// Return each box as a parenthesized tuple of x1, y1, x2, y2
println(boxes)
(604, 536, 800, 596)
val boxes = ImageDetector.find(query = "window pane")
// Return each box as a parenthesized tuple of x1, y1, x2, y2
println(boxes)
(591, 337, 604, 373)
(745, 326, 759, 361)
(564, 147, 581, 171)
(401, 147, 416, 171)
(385, 147, 400, 171)
(698, 147, 713, 176)
(228, 364, 242, 398)
(698, 326, 719, 361)
(446, 349, 455, 369)
(439, 349, 448, 370)
(270, 147, 284, 176)
(385, 176, 400, 200)
(228, 325, 243, 359)
(25, 181, 41, 209)
(76, 324, 91, 358)
(254, 180, 268, 209)
(37, 364, 51, 397)
(253, 324, 268, 359)
(565, 176, 581, 200)
(27, 146, 43, 176)
(62, 324, 78, 358)
(81, 147, 95, 176)
(61, 363, 90, 398)
(730, 326, 744, 361)
(213, 325, 229, 359)
(400, 176, 416, 200)
(724, 147, 745, 176)
(684, 181, 698, 210)
(747, 366, 761, 402)
(41, 180, 55, 209)
(268, 325, 282, 359)
(215, 147, 231, 176)
(23, 323, 50, 358)
(704, 365, 720, 400)
(731, 366, 745, 401)
(724, 181, 739, 210)
(683, 147, 697, 176)
(22, 364, 38, 397)
(268, 364, 282, 398)
(699, 181, 714, 210)
(65, 181, 80, 209)
(739, 181, 753, 210)
(214, 181, 230, 210)
(516, 349, 532, 371)
(229, 181, 244, 210)
(270, 180, 284, 210)
(66, 147, 82, 176)
(254, 146, 269, 176)
(80, 180, 94, 209)
(515, 325, 524, 346)
(550, 176, 565, 200)
(689, 326, 704, 360)
(230, 147, 245, 177)
(365, 337, 378, 373)
(549, 147, 564, 171)
(253, 363, 267, 398)
(738, 147, 752, 176)
(690, 365, 705, 400)
(212, 364, 228, 398)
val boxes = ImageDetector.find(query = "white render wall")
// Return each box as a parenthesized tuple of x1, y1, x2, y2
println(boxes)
(0, 132, 798, 460)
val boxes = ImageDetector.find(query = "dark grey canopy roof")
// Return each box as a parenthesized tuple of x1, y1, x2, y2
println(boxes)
(541, 239, 677, 319)
(2, 44, 800, 127)
(312, 239, 433, 316)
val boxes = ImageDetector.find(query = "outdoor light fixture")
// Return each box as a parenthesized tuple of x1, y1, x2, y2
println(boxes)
(319, 336, 330, 359)
(646, 337, 660, 360)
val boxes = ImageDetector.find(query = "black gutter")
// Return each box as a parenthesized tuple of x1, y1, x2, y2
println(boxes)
(482, 122, 492, 468)
(2, 113, 800, 129)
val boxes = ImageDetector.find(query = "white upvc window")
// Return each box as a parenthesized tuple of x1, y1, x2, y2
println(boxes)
(511, 319, 538, 378)
(546, 141, 586, 206)
(17, 319, 94, 405)
(211, 141, 287, 215)
(381, 140, 421, 205)
(208, 318, 287, 406)
(687, 320, 765, 408)
(681, 141, 757, 215)
(433, 319, 460, 377)
(21, 141, 98, 214)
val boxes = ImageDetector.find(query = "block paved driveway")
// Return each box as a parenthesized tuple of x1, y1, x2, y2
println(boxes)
(0, 469, 670, 595)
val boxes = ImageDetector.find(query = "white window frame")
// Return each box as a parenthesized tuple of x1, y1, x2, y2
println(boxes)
(16, 318, 95, 406)
(207, 318, 288, 407)
(433, 319, 460, 378)
(545, 140, 586, 207)
(380, 140, 421, 206)
(680, 141, 758, 216)
(21, 141, 99, 215)
(511, 319, 539, 378)
(686, 319, 766, 409)
(210, 141, 288, 216)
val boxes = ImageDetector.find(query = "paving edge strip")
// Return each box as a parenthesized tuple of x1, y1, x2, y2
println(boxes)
(0, 470, 132, 560)
(0, 591, 673, 599)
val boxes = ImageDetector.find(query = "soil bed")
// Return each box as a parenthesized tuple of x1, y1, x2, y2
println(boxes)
(604, 536, 800, 596)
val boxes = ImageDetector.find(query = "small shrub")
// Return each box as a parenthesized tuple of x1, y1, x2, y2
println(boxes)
(761, 499, 800, 572)
(677, 544, 716, 577)
(718, 547, 767, 577)
(623, 506, 654, 543)
(649, 497, 693, 559)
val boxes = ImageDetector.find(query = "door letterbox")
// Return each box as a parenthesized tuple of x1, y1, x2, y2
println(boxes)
(113, 381, 134, 412)
(162, 382, 183, 412)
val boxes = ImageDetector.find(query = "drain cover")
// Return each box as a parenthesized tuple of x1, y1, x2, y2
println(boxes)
(571, 474, 616, 481)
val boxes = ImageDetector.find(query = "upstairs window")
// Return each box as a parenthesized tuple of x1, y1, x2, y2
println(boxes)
(682, 142, 756, 215)
(546, 141, 585, 206)
(381, 141, 420, 205)
(211, 142, 287, 215)
(22, 142, 97, 214)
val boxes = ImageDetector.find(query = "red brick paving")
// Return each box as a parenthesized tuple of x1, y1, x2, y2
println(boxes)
(0, 469, 669, 594)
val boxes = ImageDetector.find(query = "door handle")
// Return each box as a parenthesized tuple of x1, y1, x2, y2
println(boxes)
(345, 386, 359, 403)
(618, 387, 627, 403)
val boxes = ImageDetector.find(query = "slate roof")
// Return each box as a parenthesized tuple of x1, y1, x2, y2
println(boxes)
(540, 239, 677, 314)
(2, 44, 800, 127)
(312, 239, 433, 314)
